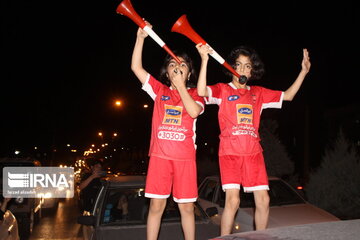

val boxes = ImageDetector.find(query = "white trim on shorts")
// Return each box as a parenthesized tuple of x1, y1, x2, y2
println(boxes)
(243, 185, 269, 193)
(222, 183, 240, 191)
(173, 197, 197, 203)
(145, 193, 170, 199)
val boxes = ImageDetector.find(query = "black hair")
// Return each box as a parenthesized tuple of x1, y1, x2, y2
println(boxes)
(158, 50, 197, 88)
(225, 45, 265, 81)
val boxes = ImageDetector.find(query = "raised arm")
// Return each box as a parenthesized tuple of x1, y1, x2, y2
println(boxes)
(131, 24, 151, 84)
(196, 43, 213, 97)
(171, 70, 203, 118)
(284, 49, 311, 101)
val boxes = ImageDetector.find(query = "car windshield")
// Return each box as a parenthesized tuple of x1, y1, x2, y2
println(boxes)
(217, 180, 305, 208)
(100, 188, 207, 226)
(269, 180, 305, 206)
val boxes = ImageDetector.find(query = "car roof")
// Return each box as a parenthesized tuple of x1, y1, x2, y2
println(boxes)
(210, 219, 360, 240)
(205, 175, 280, 181)
(102, 175, 146, 188)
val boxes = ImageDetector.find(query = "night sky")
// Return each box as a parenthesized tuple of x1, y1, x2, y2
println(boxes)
(1, 0, 357, 163)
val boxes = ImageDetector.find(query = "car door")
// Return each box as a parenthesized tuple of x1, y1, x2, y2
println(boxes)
(198, 177, 220, 210)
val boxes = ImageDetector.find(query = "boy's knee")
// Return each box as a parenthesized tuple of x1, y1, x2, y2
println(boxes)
(149, 199, 166, 214)
(255, 192, 270, 208)
(226, 196, 240, 210)
(178, 203, 194, 215)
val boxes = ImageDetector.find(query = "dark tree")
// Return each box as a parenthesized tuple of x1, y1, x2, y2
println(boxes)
(306, 129, 360, 219)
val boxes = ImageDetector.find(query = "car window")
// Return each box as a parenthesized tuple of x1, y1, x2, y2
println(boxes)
(162, 198, 208, 222)
(100, 188, 208, 226)
(269, 180, 305, 206)
(216, 187, 256, 208)
(101, 187, 148, 225)
(199, 179, 218, 202)
(210, 178, 304, 208)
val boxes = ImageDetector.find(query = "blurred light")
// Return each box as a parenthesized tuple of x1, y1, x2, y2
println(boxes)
(44, 192, 52, 198)
(14, 150, 20, 155)
(113, 133, 118, 137)
(66, 144, 71, 147)
(143, 104, 149, 108)
(15, 197, 24, 204)
(34, 146, 38, 150)
(98, 132, 103, 137)
(115, 100, 122, 107)
(297, 186, 304, 190)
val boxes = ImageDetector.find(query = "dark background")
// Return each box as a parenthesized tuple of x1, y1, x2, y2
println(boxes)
(1, 0, 358, 176)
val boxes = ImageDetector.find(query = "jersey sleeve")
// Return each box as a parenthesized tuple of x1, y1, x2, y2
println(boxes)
(205, 83, 223, 105)
(190, 89, 206, 115)
(260, 87, 284, 109)
(141, 74, 163, 100)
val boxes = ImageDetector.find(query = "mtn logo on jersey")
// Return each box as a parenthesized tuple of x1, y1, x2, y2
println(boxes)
(228, 95, 240, 101)
(162, 105, 183, 125)
(236, 104, 253, 124)
(161, 95, 171, 101)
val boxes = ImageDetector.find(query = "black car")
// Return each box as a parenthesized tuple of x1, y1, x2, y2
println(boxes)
(77, 175, 220, 240)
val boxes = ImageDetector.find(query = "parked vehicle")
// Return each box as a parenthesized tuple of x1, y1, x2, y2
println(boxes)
(210, 219, 360, 240)
(0, 210, 20, 240)
(77, 175, 220, 240)
(198, 175, 340, 233)
(0, 158, 42, 239)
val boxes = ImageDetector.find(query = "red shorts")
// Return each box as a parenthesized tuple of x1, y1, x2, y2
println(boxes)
(145, 156, 198, 203)
(219, 153, 269, 192)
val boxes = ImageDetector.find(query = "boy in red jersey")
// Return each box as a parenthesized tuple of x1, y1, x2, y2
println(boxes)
(196, 44, 310, 235)
(131, 23, 204, 240)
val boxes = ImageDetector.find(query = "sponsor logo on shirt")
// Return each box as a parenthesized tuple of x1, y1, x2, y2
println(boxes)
(161, 95, 170, 101)
(236, 104, 253, 124)
(228, 95, 240, 101)
(162, 105, 183, 125)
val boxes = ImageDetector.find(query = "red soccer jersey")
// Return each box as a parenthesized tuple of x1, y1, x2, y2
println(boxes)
(142, 74, 205, 161)
(207, 82, 284, 156)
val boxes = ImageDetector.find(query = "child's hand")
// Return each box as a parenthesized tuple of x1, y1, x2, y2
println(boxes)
(170, 68, 187, 90)
(301, 48, 311, 73)
(196, 43, 213, 61)
(137, 21, 152, 39)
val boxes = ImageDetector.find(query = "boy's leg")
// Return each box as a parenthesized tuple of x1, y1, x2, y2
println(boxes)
(221, 189, 240, 236)
(178, 202, 195, 240)
(253, 190, 270, 230)
(242, 153, 270, 230)
(172, 160, 197, 240)
(147, 198, 167, 240)
(145, 156, 172, 240)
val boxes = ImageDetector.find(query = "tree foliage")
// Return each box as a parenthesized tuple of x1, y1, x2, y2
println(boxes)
(306, 129, 360, 219)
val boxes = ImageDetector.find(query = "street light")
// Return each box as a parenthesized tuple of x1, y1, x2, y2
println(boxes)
(114, 100, 122, 107)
